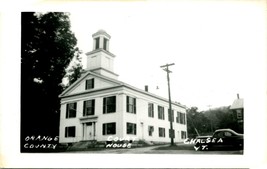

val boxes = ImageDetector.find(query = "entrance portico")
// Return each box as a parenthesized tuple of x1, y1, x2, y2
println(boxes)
(80, 116, 98, 141)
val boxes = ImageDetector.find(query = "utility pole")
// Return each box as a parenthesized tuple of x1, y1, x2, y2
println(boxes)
(160, 63, 175, 146)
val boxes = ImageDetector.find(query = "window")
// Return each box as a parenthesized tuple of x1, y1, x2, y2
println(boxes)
(158, 106, 165, 120)
(176, 112, 186, 124)
(224, 131, 232, 137)
(83, 100, 95, 116)
(103, 96, 116, 114)
(176, 111, 180, 123)
(181, 113, 186, 124)
(148, 126, 154, 136)
(85, 78, 94, 90)
(236, 109, 243, 119)
(181, 131, 187, 139)
(148, 103, 154, 118)
(65, 126, 76, 137)
(103, 122, 116, 135)
(66, 102, 76, 118)
(168, 109, 174, 122)
(126, 96, 136, 114)
(103, 38, 108, 50)
(214, 131, 224, 138)
(95, 37, 100, 49)
(127, 122, 136, 135)
(159, 127, 165, 137)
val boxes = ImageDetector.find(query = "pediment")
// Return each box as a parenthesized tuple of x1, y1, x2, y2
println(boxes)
(59, 71, 123, 97)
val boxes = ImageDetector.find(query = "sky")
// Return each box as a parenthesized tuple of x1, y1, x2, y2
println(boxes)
(68, 0, 266, 111)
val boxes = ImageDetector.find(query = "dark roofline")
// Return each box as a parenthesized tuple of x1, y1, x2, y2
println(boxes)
(60, 85, 123, 99)
(122, 83, 186, 109)
(60, 73, 186, 108)
(89, 67, 119, 76)
(59, 71, 123, 97)
(85, 49, 116, 58)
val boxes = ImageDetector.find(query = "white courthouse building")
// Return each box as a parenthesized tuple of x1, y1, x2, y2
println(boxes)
(59, 30, 187, 145)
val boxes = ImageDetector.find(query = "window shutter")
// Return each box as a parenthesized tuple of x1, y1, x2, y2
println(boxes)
(103, 98, 106, 114)
(102, 124, 105, 135)
(163, 108, 165, 119)
(126, 96, 129, 112)
(134, 98, 136, 113)
(83, 101, 86, 116)
(74, 103, 77, 117)
(152, 103, 154, 117)
(73, 127, 76, 137)
(158, 106, 160, 118)
(65, 127, 67, 137)
(114, 123, 116, 134)
(85, 80, 88, 89)
(114, 96, 116, 112)
(66, 104, 69, 118)
(92, 99, 95, 115)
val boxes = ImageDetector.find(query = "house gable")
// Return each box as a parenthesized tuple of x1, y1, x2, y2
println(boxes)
(59, 71, 123, 98)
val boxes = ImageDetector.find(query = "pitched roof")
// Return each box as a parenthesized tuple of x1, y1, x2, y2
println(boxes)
(59, 70, 123, 97)
(59, 71, 186, 108)
(230, 98, 244, 110)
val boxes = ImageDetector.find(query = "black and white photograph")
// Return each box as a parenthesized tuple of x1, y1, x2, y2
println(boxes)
(0, 0, 267, 168)
(20, 17, 244, 154)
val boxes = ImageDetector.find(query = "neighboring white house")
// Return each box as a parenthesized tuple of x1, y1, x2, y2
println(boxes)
(59, 30, 187, 144)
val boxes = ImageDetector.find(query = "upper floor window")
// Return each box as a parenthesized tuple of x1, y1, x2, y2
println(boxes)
(83, 100, 95, 116)
(176, 112, 186, 124)
(182, 113, 186, 124)
(148, 103, 154, 118)
(65, 126, 76, 137)
(103, 96, 116, 114)
(159, 127, 165, 137)
(127, 122, 136, 135)
(176, 111, 180, 123)
(103, 122, 116, 135)
(66, 102, 76, 118)
(158, 106, 165, 120)
(85, 78, 94, 90)
(127, 96, 136, 114)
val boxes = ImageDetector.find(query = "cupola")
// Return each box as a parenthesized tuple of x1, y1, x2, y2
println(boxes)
(85, 30, 119, 79)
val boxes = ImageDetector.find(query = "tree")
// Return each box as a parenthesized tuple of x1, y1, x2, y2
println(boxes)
(21, 12, 80, 151)
(186, 107, 211, 138)
(186, 106, 241, 138)
(204, 106, 239, 132)
(63, 54, 84, 88)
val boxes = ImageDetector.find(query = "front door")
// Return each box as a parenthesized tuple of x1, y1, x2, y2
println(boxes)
(85, 122, 94, 140)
